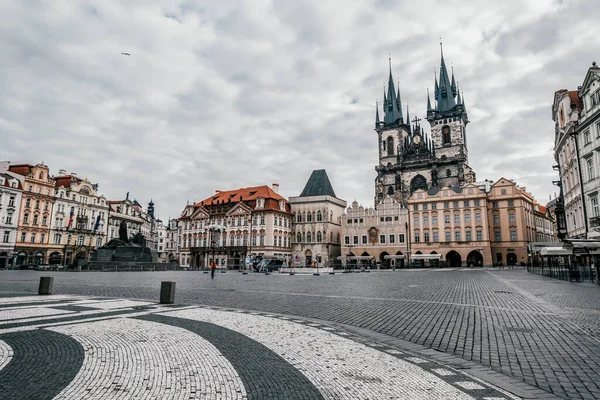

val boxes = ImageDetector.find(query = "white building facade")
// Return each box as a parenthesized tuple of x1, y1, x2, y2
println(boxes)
(577, 63, 600, 238)
(553, 89, 585, 238)
(290, 170, 346, 267)
(0, 163, 24, 267)
(49, 172, 109, 265)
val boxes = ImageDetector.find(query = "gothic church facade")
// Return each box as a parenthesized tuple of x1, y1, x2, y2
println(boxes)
(374, 48, 476, 206)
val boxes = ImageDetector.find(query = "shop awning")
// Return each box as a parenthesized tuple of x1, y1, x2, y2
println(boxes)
(383, 255, 405, 260)
(540, 247, 572, 256)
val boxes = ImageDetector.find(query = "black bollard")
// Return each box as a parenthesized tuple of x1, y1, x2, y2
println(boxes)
(38, 277, 54, 295)
(160, 281, 176, 304)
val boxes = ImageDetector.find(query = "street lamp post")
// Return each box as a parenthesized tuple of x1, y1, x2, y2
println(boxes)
(207, 224, 225, 271)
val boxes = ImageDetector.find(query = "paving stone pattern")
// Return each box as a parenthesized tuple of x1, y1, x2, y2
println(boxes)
(0, 296, 515, 399)
(0, 268, 599, 399)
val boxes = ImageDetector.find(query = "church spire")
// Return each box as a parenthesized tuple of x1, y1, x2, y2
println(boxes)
(451, 66, 457, 97)
(427, 87, 432, 111)
(437, 41, 457, 112)
(434, 69, 439, 102)
(406, 104, 410, 132)
(375, 101, 380, 128)
(456, 83, 462, 104)
(396, 83, 404, 123)
(383, 56, 401, 125)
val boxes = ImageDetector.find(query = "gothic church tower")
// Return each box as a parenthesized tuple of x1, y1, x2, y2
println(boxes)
(374, 46, 476, 207)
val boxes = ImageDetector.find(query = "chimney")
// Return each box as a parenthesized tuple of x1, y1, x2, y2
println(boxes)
(71, 172, 77, 177)
(272, 183, 279, 193)
(58, 169, 66, 175)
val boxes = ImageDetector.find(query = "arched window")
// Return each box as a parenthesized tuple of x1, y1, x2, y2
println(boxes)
(446, 169, 451, 177)
(307, 232, 312, 242)
(297, 232, 302, 243)
(330, 232, 333, 242)
(388, 186, 394, 195)
(316, 211, 322, 222)
(317, 231, 322, 242)
(307, 213, 312, 222)
(387, 136, 394, 155)
(442, 125, 451, 145)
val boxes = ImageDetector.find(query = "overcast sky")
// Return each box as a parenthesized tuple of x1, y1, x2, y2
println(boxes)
(1, 0, 598, 220)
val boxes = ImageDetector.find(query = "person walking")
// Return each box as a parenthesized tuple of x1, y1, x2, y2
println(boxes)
(210, 261, 216, 279)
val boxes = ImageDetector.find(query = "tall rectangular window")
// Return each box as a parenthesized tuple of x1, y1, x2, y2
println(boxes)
(362, 235, 368, 244)
(260, 235, 264, 246)
(423, 215, 429, 225)
(379, 234, 386, 244)
(508, 200, 514, 207)
(432, 215, 438, 224)
(464, 200, 470, 207)
(464, 213, 471, 223)
(494, 231, 501, 241)
(493, 214, 500, 224)
(444, 214, 450, 224)
(424, 232, 430, 242)
(353, 235, 359, 244)
(454, 231, 461, 242)
(476, 230, 483, 241)
(465, 231, 472, 241)
(592, 196, 600, 217)
(445, 232, 451, 242)
(21, 232, 26, 242)
(588, 158, 595, 180)
(454, 214, 460, 224)
(2, 231, 9, 243)
(584, 130, 591, 145)
(433, 231, 439, 242)
(475, 212, 481, 222)
(31, 233, 36, 243)
(40, 234, 45, 244)
(414, 232, 420, 243)
(345, 236, 350, 245)
(414, 216, 419, 225)
(389, 234, 395, 244)
(474, 199, 480, 207)
(453, 201, 459, 208)
(510, 230, 517, 241)
(431, 203, 437, 210)
(398, 234, 405, 243)
(509, 213, 516, 223)
(444, 202, 449, 209)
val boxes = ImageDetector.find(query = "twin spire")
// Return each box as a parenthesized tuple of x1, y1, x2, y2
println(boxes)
(376, 44, 467, 128)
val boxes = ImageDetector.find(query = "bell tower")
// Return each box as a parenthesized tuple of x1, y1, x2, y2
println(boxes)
(426, 43, 474, 187)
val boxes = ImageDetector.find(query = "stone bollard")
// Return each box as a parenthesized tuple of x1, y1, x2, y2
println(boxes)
(160, 281, 176, 304)
(38, 277, 54, 295)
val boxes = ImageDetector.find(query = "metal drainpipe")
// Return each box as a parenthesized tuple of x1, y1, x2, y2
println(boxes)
(571, 126, 589, 238)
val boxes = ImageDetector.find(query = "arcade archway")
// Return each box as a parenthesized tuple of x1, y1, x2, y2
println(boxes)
(446, 250, 462, 268)
(466, 250, 483, 267)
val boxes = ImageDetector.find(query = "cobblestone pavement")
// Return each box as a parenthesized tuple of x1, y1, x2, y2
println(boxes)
(0, 295, 517, 399)
(0, 267, 599, 399)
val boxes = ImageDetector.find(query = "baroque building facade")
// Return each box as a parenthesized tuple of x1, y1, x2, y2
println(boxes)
(0, 162, 24, 267)
(178, 184, 292, 269)
(9, 163, 56, 266)
(289, 170, 346, 267)
(374, 49, 475, 207)
(49, 171, 109, 266)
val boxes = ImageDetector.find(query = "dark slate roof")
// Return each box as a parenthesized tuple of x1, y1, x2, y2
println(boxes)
(300, 170, 337, 197)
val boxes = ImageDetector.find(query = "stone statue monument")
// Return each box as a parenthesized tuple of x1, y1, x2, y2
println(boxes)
(119, 220, 128, 243)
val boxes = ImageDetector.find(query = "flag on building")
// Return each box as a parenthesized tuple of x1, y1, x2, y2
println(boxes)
(67, 209, 75, 228)
(94, 215, 101, 231)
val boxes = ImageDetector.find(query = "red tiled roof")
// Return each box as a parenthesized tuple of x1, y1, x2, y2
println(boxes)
(8, 164, 33, 176)
(195, 185, 286, 207)
(107, 200, 122, 204)
(538, 205, 547, 214)
(54, 175, 82, 188)
(568, 91, 583, 113)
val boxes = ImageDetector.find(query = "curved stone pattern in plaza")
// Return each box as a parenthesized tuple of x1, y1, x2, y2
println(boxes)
(0, 296, 516, 400)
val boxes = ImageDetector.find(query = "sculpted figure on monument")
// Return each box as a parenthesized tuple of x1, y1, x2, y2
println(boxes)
(119, 220, 128, 243)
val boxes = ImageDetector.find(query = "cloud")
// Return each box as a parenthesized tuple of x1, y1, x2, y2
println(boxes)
(0, 0, 598, 221)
